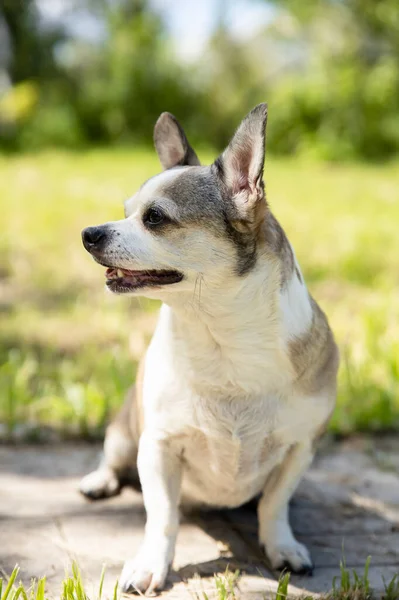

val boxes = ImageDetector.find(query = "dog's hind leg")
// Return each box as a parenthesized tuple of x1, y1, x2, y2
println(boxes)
(258, 440, 314, 574)
(80, 385, 141, 500)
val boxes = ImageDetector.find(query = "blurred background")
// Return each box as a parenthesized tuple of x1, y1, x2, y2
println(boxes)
(1, 0, 398, 441)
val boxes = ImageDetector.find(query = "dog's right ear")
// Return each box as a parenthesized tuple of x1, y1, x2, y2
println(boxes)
(154, 112, 200, 170)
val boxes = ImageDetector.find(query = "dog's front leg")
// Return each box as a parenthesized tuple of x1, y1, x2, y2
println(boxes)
(120, 431, 182, 595)
(258, 441, 314, 574)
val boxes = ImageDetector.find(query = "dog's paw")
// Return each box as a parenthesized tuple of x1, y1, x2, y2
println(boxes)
(119, 551, 171, 596)
(263, 540, 314, 575)
(79, 468, 120, 500)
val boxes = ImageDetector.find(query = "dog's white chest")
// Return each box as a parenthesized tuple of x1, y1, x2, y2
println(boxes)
(180, 397, 285, 508)
(143, 303, 328, 509)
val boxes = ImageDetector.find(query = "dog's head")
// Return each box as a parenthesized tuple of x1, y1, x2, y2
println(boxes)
(82, 104, 268, 300)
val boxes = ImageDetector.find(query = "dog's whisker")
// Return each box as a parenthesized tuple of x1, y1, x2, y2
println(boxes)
(192, 273, 199, 307)
(198, 273, 204, 309)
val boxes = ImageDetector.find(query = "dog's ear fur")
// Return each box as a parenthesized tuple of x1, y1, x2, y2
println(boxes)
(214, 103, 268, 222)
(154, 112, 200, 170)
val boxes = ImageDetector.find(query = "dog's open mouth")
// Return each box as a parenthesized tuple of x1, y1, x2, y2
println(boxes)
(105, 267, 183, 292)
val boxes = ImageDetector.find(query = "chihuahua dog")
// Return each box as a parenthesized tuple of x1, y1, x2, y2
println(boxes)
(80, 104, 339, 595)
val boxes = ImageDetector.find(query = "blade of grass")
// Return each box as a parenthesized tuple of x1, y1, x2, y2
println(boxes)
(1, 566, 20, 600)
(98, 564, 106, 600)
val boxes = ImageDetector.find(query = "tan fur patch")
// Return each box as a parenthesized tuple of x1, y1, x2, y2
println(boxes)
(108, 353, 145, 446)
(311, 416, 332, 452)
(289, 296, 339, 396)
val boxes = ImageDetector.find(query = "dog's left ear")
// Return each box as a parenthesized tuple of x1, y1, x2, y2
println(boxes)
(214, 103, 267, 221)
(154, 112, 200, 170)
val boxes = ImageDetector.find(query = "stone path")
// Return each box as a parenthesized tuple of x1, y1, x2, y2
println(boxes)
(1, 438, 398, 599)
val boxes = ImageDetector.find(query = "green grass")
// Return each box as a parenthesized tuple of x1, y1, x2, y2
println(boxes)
(2, 558, 398, 600)
(331, 556, 372, 600)
(273, 555, 392, 600)
(0, 563, 118, 600)
(1, 149, 399, 438)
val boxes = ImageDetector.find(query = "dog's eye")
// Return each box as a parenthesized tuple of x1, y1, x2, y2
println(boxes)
(144, 207, 165, 227)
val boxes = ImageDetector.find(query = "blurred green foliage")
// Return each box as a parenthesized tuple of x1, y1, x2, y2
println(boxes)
(268, 0, 399, 159)
(0, 0, 398, 159)
(1, 149, 399, 438)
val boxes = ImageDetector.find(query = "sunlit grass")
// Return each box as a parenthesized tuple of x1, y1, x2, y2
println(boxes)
(1, 149, 399, 437)
(0, 563, 117, 600)
(2, 558, 398, 600)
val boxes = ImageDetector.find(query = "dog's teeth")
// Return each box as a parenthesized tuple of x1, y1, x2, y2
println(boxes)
(117, 269, 124, 278)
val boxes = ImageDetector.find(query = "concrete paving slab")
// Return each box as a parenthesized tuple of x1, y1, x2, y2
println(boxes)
(0, 438, 398, 598)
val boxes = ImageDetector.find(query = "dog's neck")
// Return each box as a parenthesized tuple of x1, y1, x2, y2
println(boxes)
(156, 258, 313, 395)
(170, 262, 280, 344)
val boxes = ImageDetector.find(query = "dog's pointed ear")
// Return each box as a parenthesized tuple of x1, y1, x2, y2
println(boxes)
(214, 103, 267, 220)
(154, 112, 200, 170)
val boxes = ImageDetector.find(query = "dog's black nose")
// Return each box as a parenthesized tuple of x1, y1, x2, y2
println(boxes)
(82, 226, 107, 251)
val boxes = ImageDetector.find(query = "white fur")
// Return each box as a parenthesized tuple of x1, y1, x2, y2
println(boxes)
(124, 168, 189, 218)
(79, 466, 119, 499)
(142, 282, 329, 508)
(280, 251, 313, 341)
(257, 440, 314, 569)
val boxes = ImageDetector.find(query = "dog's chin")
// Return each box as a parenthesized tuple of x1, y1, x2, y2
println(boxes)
(105, 267, 184, 295)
